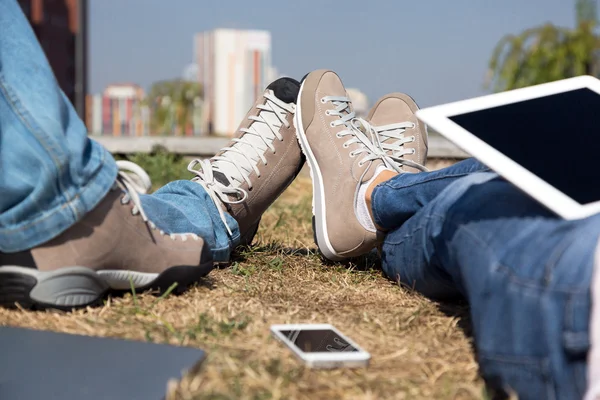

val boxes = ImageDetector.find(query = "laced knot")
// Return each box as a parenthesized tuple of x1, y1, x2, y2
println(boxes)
(322, 96, 394, 169)
(115, 161, 200, 242)
(188, 91, 295, 236)
(355, 118, 429, 173)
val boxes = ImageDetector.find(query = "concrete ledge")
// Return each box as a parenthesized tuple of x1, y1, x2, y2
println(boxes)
(91, 136, 230, 156)
(91, 132, 469, 159)
(427, 133, 470, 159)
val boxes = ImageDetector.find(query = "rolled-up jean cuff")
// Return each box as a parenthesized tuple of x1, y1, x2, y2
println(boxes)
(0, 147, 117, 252)
(371, 183, 389, 230)
(212, 233, 240, 263)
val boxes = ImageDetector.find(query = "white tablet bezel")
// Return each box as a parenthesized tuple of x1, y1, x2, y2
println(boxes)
(270, 324, 370, 368)
(416, 75, 600, 220)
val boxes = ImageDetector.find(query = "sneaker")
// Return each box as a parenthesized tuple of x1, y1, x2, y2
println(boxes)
(295, 70, 395, 261)
(0, 165, 212, 310)
(366, 93, 428, 173)
(187, 77, 304, 246)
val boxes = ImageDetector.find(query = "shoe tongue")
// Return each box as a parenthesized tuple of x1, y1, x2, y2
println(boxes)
(266, 77, 300, 103)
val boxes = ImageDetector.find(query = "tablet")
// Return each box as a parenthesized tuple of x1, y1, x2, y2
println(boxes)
(416, 75, 600, 220)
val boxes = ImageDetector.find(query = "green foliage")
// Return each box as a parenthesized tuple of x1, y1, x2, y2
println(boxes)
(147, 80, 202, 136)
(230, 262, 256, 276)
(119, 148, 192, 190)
(577, 0, 598, 24)
(487, 0, 600, 92)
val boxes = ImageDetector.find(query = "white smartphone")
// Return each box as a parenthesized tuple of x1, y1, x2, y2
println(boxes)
(270, 324, 371, 369)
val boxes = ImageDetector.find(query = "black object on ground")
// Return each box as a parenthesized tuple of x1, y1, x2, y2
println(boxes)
(0, 326, 205, 400)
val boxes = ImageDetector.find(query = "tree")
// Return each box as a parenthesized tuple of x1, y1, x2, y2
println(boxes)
(147, 80, 203, 136)
(487, 0, 600, 92)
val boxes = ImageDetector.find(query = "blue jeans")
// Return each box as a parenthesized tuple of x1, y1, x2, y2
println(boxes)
(373, 158, 594, 399)
(0, 0, 238, 261)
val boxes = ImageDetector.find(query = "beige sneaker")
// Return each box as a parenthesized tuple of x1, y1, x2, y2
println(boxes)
(0, 168, 212, 310)
(366, 93, 428, 173)
(295, 70, 394, 261)
(187, 78, 304, 246)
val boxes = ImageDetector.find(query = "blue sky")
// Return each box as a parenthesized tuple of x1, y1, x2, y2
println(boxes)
(89, 0, 577, 107)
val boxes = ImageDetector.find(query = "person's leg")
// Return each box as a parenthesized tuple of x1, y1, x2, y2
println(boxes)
(378, 172, 593, 399)
(370, 157, 490, 231)
(139, 76, 304, 262)
(0, 0, 117, 251)
(0, 0, 212, 309)
(139, 183, 240, 263)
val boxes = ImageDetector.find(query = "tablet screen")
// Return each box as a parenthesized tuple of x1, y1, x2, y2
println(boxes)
(449, 88, 600, 205)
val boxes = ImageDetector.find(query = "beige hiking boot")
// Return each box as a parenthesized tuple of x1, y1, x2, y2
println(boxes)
(0, 168, 212, 310)
(295, 70, 395, 261)
(187, 77, 304, 246)
(366, 93, 428, 173)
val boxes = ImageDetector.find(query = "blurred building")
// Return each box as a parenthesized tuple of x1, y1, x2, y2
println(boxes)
(86, 84, 150, 136)
(346, 88, 369, 117)
(18, 0, 87, 118)
(195, 29, 272, 136)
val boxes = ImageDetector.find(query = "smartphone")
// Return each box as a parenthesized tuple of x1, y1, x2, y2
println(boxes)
(270, 324, 371, 369)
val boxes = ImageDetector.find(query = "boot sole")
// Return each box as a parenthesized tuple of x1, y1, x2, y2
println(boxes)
(294, 79, 345, 262)
(0, 263, 213, 311)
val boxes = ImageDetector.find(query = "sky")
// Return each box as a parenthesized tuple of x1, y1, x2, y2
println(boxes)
(89, 0, 577, 108)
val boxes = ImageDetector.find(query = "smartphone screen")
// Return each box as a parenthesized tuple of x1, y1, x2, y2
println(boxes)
(279, 329, 360, 353)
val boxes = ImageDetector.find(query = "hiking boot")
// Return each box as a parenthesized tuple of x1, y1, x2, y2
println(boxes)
(295, 70, 395, 261)
(0, 167, 212, 310)
(366, 93, 428, 173)
(187, 77, 304, 246)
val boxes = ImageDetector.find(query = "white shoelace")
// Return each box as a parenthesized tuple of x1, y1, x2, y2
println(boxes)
(116, 161, 200, 242)
(322, 96, 394, 169)
(188, 91, 295, 236)
(359, 119, 428, 173)
(115, 160, 152, 194)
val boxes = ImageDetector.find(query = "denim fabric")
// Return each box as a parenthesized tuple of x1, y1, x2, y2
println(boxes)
(140, 182, 240, 262)
(0, 0, 238, 261)
(0, 0, 117, 251)
(373, 166, 594, 399)
(371, 157, 490, 230)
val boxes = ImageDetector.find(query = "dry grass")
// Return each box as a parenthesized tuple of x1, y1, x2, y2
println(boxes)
(0, 159, 486, 399)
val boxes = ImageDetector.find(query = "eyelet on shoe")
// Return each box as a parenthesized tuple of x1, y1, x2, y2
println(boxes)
(411, 149, 416, 154)
(321, 97, 327, 104)
(325, 110, 331, 116)
(411, 136, 416, 142)
(343, 143, 349, 148)
(411, 123, 416, 129)
(330, 122, 335, 128)
(358, 161, 365, 167)
(349, 152, 356, 158)
(336, 133, 342, 138)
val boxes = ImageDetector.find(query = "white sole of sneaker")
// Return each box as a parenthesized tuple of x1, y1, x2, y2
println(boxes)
(0, 263, 213, 310)
(294, 79, 344, 261)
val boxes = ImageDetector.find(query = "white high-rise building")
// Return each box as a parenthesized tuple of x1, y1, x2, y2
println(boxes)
(195, 29, 272, 136)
